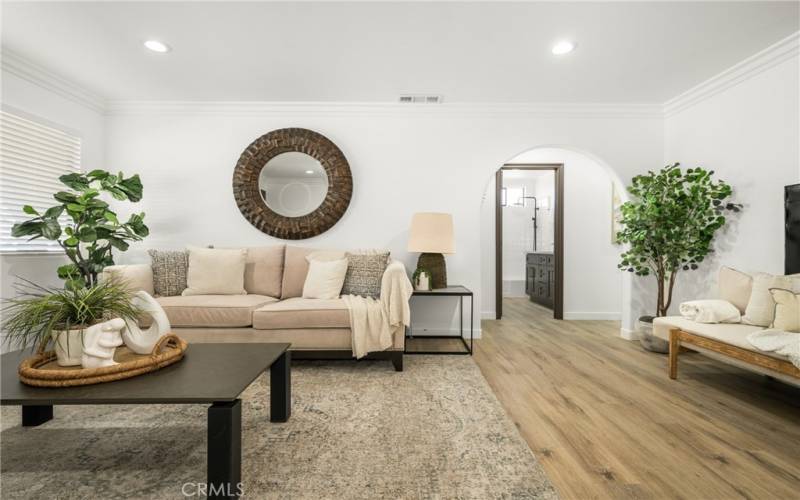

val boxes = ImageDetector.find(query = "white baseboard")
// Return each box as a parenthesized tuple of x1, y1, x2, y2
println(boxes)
(620, 328, 638, 341)
(563, 312, 622, 320)
(481, 311, 496, 320)
(408, 327, 482, 339)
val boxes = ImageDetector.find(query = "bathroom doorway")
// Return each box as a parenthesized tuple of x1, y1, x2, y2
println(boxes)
(495, 164, 564, 320)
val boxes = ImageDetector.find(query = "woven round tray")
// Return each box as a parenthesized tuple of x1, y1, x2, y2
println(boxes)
(18, 334, 188, 388)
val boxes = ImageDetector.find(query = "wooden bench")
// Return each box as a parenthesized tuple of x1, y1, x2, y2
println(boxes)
(668, 328, 800, 381)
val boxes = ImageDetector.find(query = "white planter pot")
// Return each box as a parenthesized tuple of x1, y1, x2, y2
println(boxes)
(53, 328, 84, 366)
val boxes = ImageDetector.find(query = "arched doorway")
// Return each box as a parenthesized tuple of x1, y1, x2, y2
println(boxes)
(480, 145, 633, 334)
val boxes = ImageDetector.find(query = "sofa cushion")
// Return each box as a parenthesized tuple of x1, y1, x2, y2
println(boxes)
(717, 266, 752, 313)
(244, 245, 285, 298)
(253, 297, 350, 330)
(148, 249, 188, 296)
(652, 316, 788, 360)
(183, 246, 248, 296)
(157, 294, 276, 327)
(280, 246, 345, 299)
(341, 251, 390, 298)
(302, 258, 348, 300)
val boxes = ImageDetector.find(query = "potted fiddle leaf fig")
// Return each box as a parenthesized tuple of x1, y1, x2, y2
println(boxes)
(616, 163, 741, 352)
(11, 170, 149, 289)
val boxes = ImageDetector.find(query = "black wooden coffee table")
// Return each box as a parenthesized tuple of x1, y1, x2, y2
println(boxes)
(1, 342, 291, 499)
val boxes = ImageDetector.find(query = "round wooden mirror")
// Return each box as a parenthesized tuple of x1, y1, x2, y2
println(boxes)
(232, 128, 353, 239)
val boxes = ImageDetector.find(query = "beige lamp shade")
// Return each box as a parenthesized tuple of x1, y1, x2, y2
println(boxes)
(408, 212, 455, 254)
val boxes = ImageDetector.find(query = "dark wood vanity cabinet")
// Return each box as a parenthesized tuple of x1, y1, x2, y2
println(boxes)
(526, 252, 555, 309)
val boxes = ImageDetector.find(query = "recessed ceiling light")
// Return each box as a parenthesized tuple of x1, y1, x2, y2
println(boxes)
(552, 40, 576, 55)
(144, 40, 170, 53)
(305, 170, 314, 174)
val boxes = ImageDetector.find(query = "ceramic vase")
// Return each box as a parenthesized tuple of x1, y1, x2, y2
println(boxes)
(415, 271, 432, 291)
(53, 327, 84, 367)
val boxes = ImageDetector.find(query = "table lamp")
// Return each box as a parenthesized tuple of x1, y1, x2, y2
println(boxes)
(407, 212, 454, 289)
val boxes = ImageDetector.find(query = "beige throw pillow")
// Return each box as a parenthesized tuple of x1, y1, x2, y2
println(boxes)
(742, 273, 800, 326)
(281, 246, 346, 299)
(718, 266, 752, 313)
(244, 245, 285, 298)
(302, 257, 348, 300)
(769, 288, 800, 332)
(182, 246, 247, 296)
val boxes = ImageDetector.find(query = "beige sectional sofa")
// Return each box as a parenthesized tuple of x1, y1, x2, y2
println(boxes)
(104, 245, 406, 370)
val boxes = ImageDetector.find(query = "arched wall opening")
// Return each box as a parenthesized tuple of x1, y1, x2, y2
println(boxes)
(479, 145, 635, 337)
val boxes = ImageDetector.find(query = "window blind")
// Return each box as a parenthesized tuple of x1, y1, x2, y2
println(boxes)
(0, 111, 81, 252)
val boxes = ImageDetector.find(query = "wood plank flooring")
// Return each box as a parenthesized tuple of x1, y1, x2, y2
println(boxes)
(473, 298, 800, 500)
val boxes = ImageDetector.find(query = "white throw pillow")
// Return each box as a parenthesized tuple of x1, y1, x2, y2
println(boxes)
(182, 246, 248, 296)
(742, 273, 800, 326)
(302, 257, 348, 300)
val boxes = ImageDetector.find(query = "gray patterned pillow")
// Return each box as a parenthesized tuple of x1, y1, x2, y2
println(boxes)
(148, 249, 189, 297)
(341, 251, 390, 299)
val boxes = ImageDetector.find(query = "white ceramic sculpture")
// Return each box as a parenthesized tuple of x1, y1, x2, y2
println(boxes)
(81, 318, 125, 369)
(122, 291, 171, 354)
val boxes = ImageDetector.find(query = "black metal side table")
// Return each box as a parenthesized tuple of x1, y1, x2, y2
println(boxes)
(406, 285, 474, 355)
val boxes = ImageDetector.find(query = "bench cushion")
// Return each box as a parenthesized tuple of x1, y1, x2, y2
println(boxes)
(253, 297, 350, 330)
(156, 294, 277, 327)
(652, 316, 788, 360)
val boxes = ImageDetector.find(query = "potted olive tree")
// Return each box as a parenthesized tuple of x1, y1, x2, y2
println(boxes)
(4, 170, 149, 364)
(616, 163, 741, 352)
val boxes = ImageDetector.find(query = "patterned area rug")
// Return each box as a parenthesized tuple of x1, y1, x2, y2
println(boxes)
(1, 356, 557, 499)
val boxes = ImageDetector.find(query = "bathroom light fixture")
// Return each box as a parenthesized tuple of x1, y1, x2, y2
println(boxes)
(552, 40, 575, 55)
(144, 40, 171, 53)
(305, 170, 314, 174)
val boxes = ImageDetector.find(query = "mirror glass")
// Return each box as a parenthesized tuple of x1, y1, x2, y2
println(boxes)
(259, 152, 329, 217)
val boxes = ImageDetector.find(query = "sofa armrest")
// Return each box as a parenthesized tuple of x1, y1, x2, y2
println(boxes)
(102, 264, 155, 295)
(381, 260, 413, 349)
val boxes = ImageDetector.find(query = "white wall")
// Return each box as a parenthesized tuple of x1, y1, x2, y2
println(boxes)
(106, 105, 663, 336)
(0, 70, 106, 347)
(481, 148, 624, 320)
(663, 52, 800, 311)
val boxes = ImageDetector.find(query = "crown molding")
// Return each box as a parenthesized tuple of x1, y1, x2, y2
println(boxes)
(664, 31, 800, 117)
(6, 30, 796, 120)
(105, 100, 663, 119)
(1, 49, 106, 113)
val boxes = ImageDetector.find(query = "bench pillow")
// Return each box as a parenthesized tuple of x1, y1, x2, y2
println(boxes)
(743, 273, 800, 326)
(770, 288, 800, 332)
(718, 266, 752, 314)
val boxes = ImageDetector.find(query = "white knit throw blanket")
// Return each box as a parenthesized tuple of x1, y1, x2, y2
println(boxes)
(343, 260, 413, 359)
(747, 329, 800, 369)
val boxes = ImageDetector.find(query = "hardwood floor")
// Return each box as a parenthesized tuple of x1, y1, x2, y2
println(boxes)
(474, 298, 800, 500)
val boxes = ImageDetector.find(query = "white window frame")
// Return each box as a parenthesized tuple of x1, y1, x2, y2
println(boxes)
(0, 108, 82, 254)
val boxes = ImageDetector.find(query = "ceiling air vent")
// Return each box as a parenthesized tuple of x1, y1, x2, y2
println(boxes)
(399, 94, 443, 104)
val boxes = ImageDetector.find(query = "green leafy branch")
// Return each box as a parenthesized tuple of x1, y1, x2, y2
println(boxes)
(11, 170, 149, 289)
